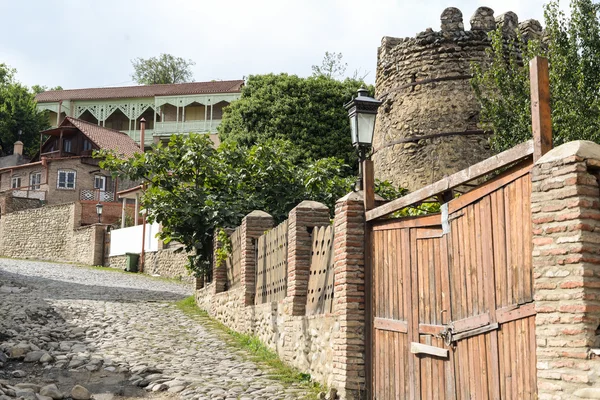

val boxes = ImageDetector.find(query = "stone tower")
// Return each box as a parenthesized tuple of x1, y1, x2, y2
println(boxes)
(373, 7, 542, 191)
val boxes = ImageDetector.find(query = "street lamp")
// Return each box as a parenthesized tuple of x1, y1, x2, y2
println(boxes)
(344, 88, 382, 190)
(95, 202, 103, 223)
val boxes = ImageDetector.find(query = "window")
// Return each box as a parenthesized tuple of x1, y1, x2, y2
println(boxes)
(83, 140, 92, 151)
(57, 170, 76, 189)
(30, 172, 41, 190)
(94, 175, 106, 191)
(11, 177, 21, 189)
(63, 139, 72, 153)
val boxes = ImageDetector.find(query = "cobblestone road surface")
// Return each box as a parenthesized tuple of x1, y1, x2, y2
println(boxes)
(0, 259, 314, 400)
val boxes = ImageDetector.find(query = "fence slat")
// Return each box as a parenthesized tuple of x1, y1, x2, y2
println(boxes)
(306, 225, 335, 315)
(255, 220, 288, 304)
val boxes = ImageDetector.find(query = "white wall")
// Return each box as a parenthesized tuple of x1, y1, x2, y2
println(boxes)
(109, 222, 160, 256)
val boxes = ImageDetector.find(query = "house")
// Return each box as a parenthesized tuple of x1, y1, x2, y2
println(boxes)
(0, 117, 141, 224)
(35, 80, 244, 148)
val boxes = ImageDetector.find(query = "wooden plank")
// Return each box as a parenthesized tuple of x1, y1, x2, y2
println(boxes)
(375, 317, 408, 333)
(448, 162, 532, 214)
(366, 139, 534, 221)
(453, 312, 491, 333)
(456, 217, 467, 321)
(411, 342, 449, 359)
(364, 225, 374, 398)
(492, 189, 507, 308)
(474, 202, 485, 315)
(409, 229, 421, 400)
(371, 213, 441, 231)
(434, 239, 443, 326)
(416, 228, 444, 239)
(515, 177, 525, 305)
(400, 229, 413, 399)
(393, 331, 400, 400)
(363, 159, 375, 211)
(496, 303, 536, 324)
(505, 183, 514, 306)
(530, 56, 552, 162)
(523, 175, 533, 302)
(419, 323, 445, 335)
(384, 331, 390, 400)
(480, 195, 502, 399)
(463, 208, 474, 318)
(528, 315, 538, 397)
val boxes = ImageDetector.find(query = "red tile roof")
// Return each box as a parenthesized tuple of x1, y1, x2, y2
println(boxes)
(35, 80, 244, 102)
(64, 117, 141, 158)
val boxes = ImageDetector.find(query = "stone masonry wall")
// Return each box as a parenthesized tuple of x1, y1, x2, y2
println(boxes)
(531, 141, 600, 399)
(144, 247, 194, 283)
(195, 285, 338, 389)
(108, 254, 127, 270)
(0, 202, 105, 265)
(196, 197, 365, 399)
(373, 7, 542, 191)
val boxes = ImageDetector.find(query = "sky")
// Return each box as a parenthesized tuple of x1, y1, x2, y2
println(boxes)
(0, 0, 553, 90)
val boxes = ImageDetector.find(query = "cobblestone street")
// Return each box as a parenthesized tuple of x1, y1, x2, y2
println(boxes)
(0, 259, 314, 400)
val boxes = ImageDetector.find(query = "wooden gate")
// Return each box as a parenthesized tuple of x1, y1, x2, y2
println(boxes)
(370, 160, 537, 399)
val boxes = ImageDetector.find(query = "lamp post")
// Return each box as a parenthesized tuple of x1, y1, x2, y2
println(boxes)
(95, 202, 103, 223)
(344, 88, 382, 191)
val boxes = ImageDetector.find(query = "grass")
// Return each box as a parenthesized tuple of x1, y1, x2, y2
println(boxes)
(175, 296, 324, 399)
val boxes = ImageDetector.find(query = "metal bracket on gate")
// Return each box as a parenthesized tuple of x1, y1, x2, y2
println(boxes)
(441, 203, 450, 235)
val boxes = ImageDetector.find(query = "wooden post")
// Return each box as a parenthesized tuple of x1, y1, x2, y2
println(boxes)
(363, 159, 375, 211)
(530, 56, 552, 162)
(362, 158, 375, 398)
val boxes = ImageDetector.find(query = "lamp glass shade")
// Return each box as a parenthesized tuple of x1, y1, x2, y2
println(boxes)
(357, 113, 376, 146)
(349, 114, 358, 145)
(96, 203, 103, 215)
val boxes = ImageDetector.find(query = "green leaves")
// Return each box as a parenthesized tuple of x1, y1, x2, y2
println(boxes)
(0, 63, 49, 156)
(218, 73, 372, 172)
(99, 136, 363, 276)
(472, 0, 600, 151)
(131, 54, 195, 85)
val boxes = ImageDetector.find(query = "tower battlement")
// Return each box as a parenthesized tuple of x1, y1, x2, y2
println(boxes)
(373, 7, 541, 191)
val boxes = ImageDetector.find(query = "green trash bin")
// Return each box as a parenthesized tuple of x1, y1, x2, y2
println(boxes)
(125, 253, 139, 272)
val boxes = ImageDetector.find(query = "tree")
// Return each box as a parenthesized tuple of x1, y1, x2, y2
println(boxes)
(131, 54, 195, 85)
(31, 85, 63, 95)
(471, 0, 600, 151)
(99, 135, 357, 276)
(218, 74, 371, 171)
(312, 51, 348, 79)
(0, 64, 49, 156)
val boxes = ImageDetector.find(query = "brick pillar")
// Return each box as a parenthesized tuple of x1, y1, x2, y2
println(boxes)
(332, 192, 366, 400)
(240, 211, 274, 306)
(531, 141, 600, 399)
(211, 227, 234, 294)
(285, 200, 330, 316)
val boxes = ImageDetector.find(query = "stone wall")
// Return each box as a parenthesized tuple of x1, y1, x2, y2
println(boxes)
(0, 202, 106, 265)
(531, 141, 600, 399)
(196, 197, 366, 399)
(0, 193, 42, 215)
(373, 6, 542, 191)
(108, 254, 127, 270)
(107, 247, 194, 283)
(195, 285, 338, 389)
(144, 247, 194, 283)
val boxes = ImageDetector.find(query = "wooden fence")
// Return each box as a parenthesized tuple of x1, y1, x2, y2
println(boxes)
(306, 225, 335, 315)
(255, 220, 288, 304)
(226, 228, 242, 289)
(367, 144, 538, 399)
